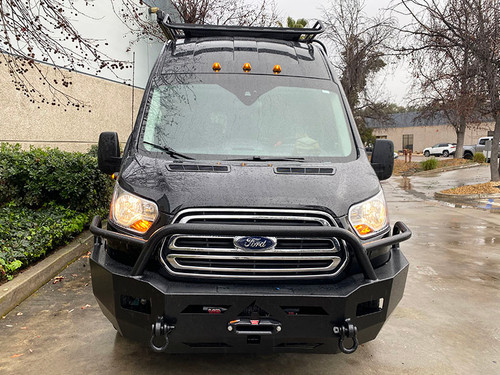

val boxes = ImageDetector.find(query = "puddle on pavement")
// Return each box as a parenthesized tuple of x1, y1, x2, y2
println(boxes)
(400, 176, 412, 191)
(398, 176, 427, 200)
(448, 238, 488, 247)
(447, 223, 488, 230)
(395, 174, 500, 212)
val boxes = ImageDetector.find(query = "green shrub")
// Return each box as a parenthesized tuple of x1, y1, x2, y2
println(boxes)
(0, 258, 22, 281)
(86, 144, 99, 158)
(421, 158, 438, 171)
(0, 204, 89, 280)
(0, 144, 114, 280)
(0, 143, 113, 212)
(473, 152, 486, 163)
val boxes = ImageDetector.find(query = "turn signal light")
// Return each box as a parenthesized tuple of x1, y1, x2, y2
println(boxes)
(355, 224, 373, 236)
(130, 219, 153, 233)
(243, 63, 252, 72)
(273, 65, 282, 74)
(212, 62, 221, 72)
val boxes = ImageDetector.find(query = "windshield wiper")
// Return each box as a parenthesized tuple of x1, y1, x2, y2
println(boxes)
(143, 141, 194, 160)
(225, 156, 305, 162)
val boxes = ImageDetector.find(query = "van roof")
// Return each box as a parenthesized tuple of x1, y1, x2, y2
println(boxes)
(158, 38, 331, 79)
(154, 10, 332, 79)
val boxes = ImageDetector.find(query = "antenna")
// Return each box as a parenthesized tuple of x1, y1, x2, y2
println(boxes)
(131, 51, 135, 131)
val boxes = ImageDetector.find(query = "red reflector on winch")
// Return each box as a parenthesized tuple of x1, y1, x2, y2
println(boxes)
(250, 320, 260, 325)
(203, 306, 228, 314)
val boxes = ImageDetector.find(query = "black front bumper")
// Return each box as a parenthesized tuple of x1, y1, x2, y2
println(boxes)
(90, 217, 411, 354)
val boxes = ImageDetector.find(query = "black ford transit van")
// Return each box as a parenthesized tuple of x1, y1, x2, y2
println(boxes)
(90, 11, 411, 354)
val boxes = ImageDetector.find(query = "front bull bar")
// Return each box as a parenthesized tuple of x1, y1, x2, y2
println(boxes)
(90, 216, 411, 281)
(90, 216, 411, 353)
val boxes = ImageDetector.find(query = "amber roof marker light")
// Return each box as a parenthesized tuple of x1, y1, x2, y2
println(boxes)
(273, 65, 282, 74)
(243, 63, 252, 73)
(212, 62, 221, 72)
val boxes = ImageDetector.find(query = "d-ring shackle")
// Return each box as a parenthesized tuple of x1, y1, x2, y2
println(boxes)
(333, 318, 359, 354)
(150, 317, 175, 352)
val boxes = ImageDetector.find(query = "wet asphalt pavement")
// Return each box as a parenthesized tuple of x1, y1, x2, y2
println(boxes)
(399, 164, 494, 200)
(0, 167, 499, 375)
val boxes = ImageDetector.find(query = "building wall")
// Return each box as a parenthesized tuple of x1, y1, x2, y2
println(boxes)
(0, 1, 180, 152)
(30, 0, 167, 89)
(372, 123, 495, 153)
(0, 58, 144, 152)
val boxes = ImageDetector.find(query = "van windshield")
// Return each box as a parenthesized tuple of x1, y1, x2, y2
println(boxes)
(140, 75, 355, 160)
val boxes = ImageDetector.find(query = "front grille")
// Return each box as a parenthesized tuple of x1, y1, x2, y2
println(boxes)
(160, 208, 348, 280)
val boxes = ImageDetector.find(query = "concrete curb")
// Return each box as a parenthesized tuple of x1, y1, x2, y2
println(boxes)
(0, 230, 94, 317)
(434, 192, 500, 200)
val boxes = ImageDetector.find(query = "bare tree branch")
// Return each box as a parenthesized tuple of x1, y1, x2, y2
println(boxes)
(395, 0, 500, 179)
(0, 0, 136, 108)
(321, 0, 397, 143)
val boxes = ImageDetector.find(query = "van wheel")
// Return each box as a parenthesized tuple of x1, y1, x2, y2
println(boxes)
(424, 151, 430, 157)
(442, 150, 449, 157)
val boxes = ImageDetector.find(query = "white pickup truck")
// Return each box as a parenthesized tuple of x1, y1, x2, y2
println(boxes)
(462, 137, 499, 159)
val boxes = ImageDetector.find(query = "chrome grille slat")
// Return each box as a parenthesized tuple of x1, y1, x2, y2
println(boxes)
(167, 254, 341, 273)
(172, 208, 336, 226)
(177, 214, 330, 226)
(169, 235, 340, 253)
(160, 208, 349, 279)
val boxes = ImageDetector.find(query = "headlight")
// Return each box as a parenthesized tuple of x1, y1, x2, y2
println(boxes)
(348, 190, 389, 238)
(110, 184, 159, 233)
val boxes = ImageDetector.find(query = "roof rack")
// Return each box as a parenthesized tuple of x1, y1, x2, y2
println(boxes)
(156, 10, 325, 43)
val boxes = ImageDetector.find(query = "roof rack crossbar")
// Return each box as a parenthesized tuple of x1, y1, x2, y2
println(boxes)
(156, 10, 325, 42)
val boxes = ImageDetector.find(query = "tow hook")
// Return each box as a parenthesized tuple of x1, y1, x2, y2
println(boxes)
(333, 318, 359, 354)
(150, 316, 175, 352)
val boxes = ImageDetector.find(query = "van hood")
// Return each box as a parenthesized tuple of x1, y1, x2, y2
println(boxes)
(118, 153, 381, 218)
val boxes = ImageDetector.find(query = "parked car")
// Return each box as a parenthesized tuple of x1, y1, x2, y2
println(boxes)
(423, 143, 456, 157)
(463, 137, 500, 159)
(90, 12, 411, 355)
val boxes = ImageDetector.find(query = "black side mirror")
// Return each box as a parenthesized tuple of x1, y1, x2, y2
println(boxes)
(98, 132, 121, 175)
(371, 139, 394, 181)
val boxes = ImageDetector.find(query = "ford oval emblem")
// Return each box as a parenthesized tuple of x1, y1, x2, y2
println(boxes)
(234, 236, 277, 251)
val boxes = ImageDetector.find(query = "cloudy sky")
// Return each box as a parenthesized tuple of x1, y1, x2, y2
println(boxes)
(269, 0, 412, 105)
(272, 0, 392, 20)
